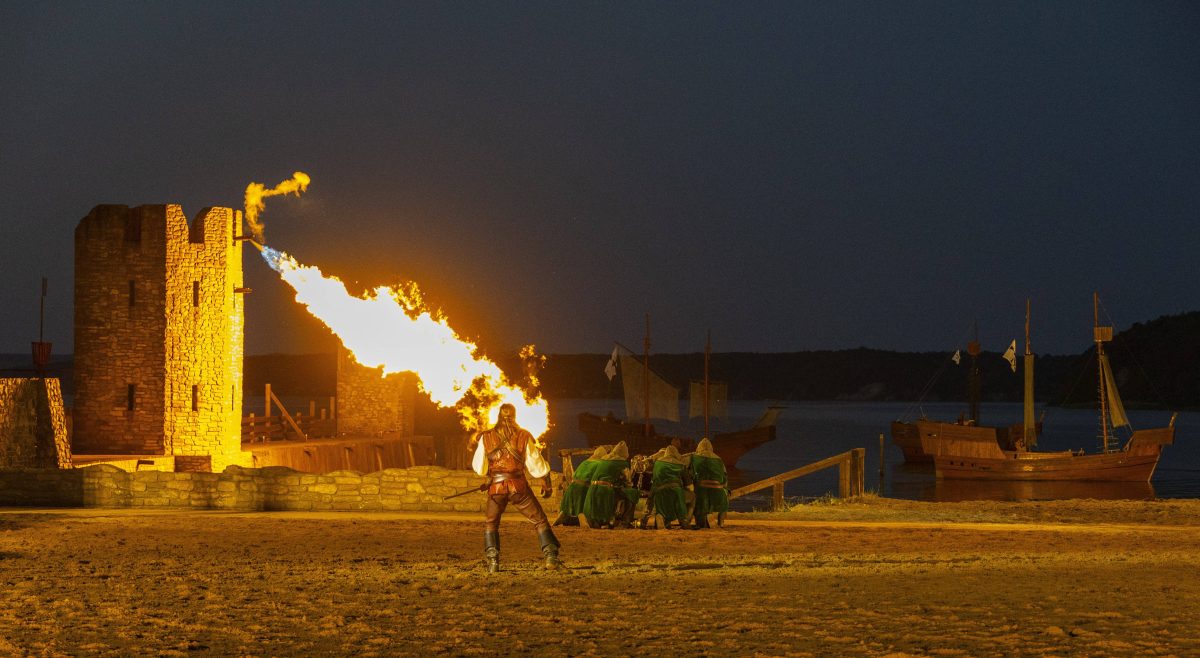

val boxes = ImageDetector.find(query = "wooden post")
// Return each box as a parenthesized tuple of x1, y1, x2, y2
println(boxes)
(406, 442, 416, 467)
(561, 450, 576, 482)
(838, 455, 850, 498)
(879, 432, 885, 493)
(851, 447, 865, 497)
(344, 446, 353, 470)
(309, 400, 316, 418)
(772, 482, 784, 510)
(375, 444, 384, 472)
(264, 383, 271, 418)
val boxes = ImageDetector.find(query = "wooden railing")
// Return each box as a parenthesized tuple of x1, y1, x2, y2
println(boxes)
(241, 383, 336, 443)
(728, 448, 865, 510)
(241, 414, 336, 443)
(559, 448, 596, 482)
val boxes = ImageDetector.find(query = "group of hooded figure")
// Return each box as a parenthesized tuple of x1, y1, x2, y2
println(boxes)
(553, 437, 730, 530)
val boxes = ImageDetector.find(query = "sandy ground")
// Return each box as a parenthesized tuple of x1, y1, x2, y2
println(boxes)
(1, 498, 1198, 657)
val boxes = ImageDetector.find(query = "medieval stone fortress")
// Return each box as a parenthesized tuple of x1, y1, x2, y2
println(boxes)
(0, 203, 508, 511)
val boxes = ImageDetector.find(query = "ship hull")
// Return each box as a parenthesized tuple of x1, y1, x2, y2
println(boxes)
(890, 421, 931, 463)
(577, 412, 775, 468)
(933, 426, 1173, 482)
(891, 420, 1034, 464)
(934, 451, 1161, 481)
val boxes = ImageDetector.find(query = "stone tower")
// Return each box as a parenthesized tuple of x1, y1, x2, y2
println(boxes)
(73, 204, 247, 472)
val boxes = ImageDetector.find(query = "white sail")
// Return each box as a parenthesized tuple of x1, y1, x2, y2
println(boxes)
(619, 353, 680, 422)
(1099, 354, 1130, 428)
(688, 381, 728, 419)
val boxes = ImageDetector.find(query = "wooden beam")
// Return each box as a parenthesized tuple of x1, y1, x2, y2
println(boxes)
(728, 450, 856, 499)
(269, 388, 308, 440)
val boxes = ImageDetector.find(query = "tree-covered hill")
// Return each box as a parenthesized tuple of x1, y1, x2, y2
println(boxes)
(6, 311, 1197, 409)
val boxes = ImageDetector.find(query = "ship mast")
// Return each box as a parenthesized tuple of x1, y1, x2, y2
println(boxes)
(1023, 299, 1036, 448)
(643, 313, 652, 439)
(1094, 292, 1114, 452)
(967, 321, 981, 424)
(704, 329, 711, 440)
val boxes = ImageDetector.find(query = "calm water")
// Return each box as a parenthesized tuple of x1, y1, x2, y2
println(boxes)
(543, 399, 1200, 507)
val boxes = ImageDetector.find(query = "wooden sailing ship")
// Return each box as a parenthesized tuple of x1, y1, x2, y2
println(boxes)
(930, 295, 1175, 481)
(578, 320, 782, 468)
(891, 325, 1036, 463)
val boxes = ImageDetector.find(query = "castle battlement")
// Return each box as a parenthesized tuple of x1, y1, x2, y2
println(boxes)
(75, 204, 239, 251)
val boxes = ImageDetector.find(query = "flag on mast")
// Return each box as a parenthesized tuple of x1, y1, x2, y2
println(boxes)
(604, 346, 619, 381)
(1002, 340, 1017, 372)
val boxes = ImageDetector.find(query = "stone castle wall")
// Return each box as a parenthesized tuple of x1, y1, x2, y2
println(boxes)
(0, 465, 564, 513)
(336, 347, 416, 437)
(73, 204, 246, 471)
(0, 378, 72, 469)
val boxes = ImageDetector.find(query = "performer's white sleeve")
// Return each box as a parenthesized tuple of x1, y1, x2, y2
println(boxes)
(525, 440, 550, 479)
(471, 439, 487, 476)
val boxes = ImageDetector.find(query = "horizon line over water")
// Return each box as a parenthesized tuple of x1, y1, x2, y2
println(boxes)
(545, 399, 1199, 505)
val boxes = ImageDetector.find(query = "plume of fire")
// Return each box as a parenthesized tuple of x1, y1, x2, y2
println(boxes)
(244, 171, 311, 243)
(259, 246, 550, 438)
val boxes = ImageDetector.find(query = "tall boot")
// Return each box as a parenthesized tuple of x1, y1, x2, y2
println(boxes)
(483, 530, 501, 573)
(537, 527, 562, 570)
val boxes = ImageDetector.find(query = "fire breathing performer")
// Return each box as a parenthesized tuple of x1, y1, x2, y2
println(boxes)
(471, 403, 562, 573)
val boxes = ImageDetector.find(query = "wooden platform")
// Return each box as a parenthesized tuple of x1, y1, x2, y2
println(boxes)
(243, 434, 436, 473)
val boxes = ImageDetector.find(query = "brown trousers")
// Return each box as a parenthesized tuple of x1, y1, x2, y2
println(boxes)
(484, 489, 551, 533)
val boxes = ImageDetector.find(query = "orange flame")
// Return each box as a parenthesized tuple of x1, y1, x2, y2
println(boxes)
(258, 243, 549, 439)
(244, 171, 311, 243)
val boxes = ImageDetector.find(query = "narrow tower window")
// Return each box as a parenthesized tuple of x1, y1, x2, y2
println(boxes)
(193, 281, 200, 307)
(128, 280, 136, 307)
(192, 385, 199, 412)
(127, 384, 136, 411)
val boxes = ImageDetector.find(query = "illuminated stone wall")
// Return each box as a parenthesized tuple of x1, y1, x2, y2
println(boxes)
(0, 378, 72, 469)
(0, 465, 564, 512)
(73, 204, 246, 472)
(336, 347, 417, 437)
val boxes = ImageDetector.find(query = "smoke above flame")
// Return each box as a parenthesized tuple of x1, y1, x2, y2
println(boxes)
(250, 184, 549, 439)
(244, 171, 311, 243)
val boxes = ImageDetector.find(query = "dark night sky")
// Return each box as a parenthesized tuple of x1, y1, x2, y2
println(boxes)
(2, 2, 1198, 359)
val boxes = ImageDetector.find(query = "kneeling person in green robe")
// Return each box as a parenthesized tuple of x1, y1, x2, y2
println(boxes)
(554, 445, 609, 526)
(604, 442, 640, 528)
(648, 444, 692, 529)
(690, 438, 729, 528)
(582, 441, 630, 528)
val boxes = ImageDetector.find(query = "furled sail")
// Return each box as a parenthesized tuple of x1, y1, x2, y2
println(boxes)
(1099, 354, 1130, 428)
(619, 354, 680, 422)
(688, 381, 728, 419)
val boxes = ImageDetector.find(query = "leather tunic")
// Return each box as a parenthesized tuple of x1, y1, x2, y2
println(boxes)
(479, 426, 533, 496)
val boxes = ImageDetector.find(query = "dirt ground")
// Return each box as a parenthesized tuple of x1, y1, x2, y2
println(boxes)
(1, 498, 1198, 657)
